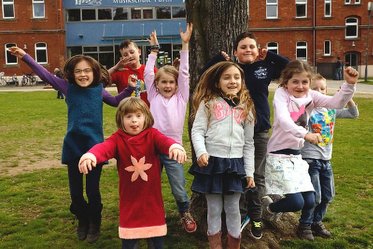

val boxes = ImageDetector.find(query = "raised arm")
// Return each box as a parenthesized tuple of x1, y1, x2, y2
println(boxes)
(9, 46, 68, 94)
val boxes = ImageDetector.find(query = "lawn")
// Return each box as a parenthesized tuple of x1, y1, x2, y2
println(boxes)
(0, 90, 372, 249)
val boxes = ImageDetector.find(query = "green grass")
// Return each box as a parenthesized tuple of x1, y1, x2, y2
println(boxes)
(0, 90, 372, 248)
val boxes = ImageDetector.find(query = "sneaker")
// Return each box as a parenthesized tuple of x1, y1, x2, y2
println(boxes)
(297, 223, 314, 241)
(261, 196, 276, 221)
(180, 212, 197, 233)
(240, 214, 250, 233)
(312, 221, 332, 238)
(86, 222, 100, 243)
(76, 218, 89, 241)
(250, 220, 263, 240)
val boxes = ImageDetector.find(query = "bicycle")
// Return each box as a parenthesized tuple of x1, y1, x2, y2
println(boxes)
(21, 73, 37, 86)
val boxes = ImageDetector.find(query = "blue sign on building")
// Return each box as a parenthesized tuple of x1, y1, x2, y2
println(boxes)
(63, 0, 186, 68)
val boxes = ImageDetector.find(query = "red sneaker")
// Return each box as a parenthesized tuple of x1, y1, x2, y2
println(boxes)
(180, 212, 197, 233)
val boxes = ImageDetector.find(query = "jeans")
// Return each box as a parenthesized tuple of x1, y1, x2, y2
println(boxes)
(160, 154, 189, 213)
(67, 161, 103, 223)
(270, 192, 315, 225)
(121, 237, 164, 249)
(240, 131, 268, 220)
(301, 159, 335, 224)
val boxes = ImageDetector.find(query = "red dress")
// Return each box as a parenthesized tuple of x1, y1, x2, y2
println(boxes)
(88, 128, 175, 239)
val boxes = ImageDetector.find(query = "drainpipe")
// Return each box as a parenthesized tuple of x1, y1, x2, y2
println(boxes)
(313, 0, 316, 71)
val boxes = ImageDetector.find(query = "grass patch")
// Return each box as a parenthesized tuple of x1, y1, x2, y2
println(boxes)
(0, 90, 372, 248)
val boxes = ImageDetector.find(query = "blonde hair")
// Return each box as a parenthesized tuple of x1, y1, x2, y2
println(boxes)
(278, 60, 314, 88)
(191, 61, 255, 122)
(311, 73, 326, 89)
(155, 65, 179, 84)
(115, 97, 154, 132)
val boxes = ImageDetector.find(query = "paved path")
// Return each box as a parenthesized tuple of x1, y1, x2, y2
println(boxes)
(1, 80, 372, 97)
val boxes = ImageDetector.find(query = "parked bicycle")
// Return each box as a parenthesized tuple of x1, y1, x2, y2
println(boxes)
(0, 72, 7, 86)
(21, 73, 37, 86)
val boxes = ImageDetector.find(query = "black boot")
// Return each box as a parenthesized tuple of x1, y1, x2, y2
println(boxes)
(76, 217, 89, 241)
(86, 220, 101, 243)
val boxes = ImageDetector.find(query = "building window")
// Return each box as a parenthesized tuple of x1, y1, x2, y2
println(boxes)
(82, 9, 96, 21)
(131, 8, 141, 19)
(35, 43, 47, 64)
(156, 7, 171, 19)
(324, 0, 331, 17)
(267, 42, 278, 54)
(324, 40, 331, 56)
(113, 7, 128, 20)
(2, 0, 15, 19)
(67, 9, 81, 22)
(354, 0, 361, 4)
(143, 8, 153, 19)
(296, 41, 307, 61)
(32, 0, 45, 18)
(172, 6, 186, 18)
(98, 9, 112, 20)
(5, 43, 17, 64)
(266, 0, 278, 19)
(345, 0, 351, 4)
(296, 0, 307, 18)
(345, 17, 358, 38)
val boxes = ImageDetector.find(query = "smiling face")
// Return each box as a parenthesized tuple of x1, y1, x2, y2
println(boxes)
(218, 65, 242, 97)
(156, 72, 177, 99)
(120, 43, 141, 69)
(122, 111, 145, 135)
(285, 71, 311, 98)
(234, 37, 259, 64)
(311, 79, 327, 95)
(73, 60, 94, 87)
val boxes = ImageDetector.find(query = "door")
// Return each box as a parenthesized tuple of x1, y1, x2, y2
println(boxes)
(345, 52, 359, 70)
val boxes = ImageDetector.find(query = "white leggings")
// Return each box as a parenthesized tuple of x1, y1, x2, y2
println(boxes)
(205, 193, 241, 238)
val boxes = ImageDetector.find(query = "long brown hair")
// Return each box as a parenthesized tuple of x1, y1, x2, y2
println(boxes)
(278, 60, 314, 88)
(63, 55, 102, 86)
(191, 61, 255, 122)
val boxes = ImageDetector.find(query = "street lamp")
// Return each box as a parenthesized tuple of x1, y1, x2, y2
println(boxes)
(364, 2, 373, 82)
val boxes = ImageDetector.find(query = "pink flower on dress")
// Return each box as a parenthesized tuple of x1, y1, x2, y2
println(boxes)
(125, 156, 152, 182)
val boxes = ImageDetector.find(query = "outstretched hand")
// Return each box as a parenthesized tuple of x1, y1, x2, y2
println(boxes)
(180, 23, 193, 44)
(148, 30, 159, 46)
(343, 66, 359, 85)
(8, 47, 26, 58)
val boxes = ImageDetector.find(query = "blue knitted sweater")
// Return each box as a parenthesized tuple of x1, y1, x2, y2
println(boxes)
(61, 84, 104, 164)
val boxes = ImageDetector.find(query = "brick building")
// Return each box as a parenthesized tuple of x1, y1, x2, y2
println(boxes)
(248, 0, 373, 79)
(0, 0, 65, 78)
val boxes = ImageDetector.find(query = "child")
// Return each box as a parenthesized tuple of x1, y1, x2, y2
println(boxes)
(299, 74, 359, 240)
(108, 39, 157, 106)
(144, 23, 197, 233)
(9, 46, 135, 243)
(201, 32, 290, 239)
(78, 97, 187, 249)
(261, 61, 358, 240)
(190, 61, 256, 249)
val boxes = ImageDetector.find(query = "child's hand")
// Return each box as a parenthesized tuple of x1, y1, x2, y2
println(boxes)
(78, 153, 97, 174)
(148, 30, 159, 46)
(180, 22, 193, 44)
(197, 153, 209, 167)
(343, 66, 359, 85)
(258, 48, 268, 61)
(246, 177, 255, 188)
(169, 148, 187, 164)
(128, 74, 138, 88)
(8, 46, 26, 58)
(221, 51, 231, 61)
(304, 132, 322, 144)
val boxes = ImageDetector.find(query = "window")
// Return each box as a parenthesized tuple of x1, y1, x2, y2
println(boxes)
(296, 0, 307, 18)
(82, 9, 96, 21)
(266, 0, 278, 19)
(296, 41, 307, 61)
(324, 0, 331, 17)
(2, 0, 15, 19)
(98, 9, 112, 20)
(35, 43, 47, 64)
(5, 43, 17, 64)
(113, 8, 128, 20)
(156, 7, 171, 19)
(131, 8, 141, 19)
(345, 17, 358, 38)
(324, 40, 331, 56)
(32, 0, 45, 18)
(354, 0, 361, 4)
(143, 8, 153, 19)
(345, 0, 351, 4)
(172, 6, 186, 18)
(267, 42, 278, 54)
(67, 9, 81, 21)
